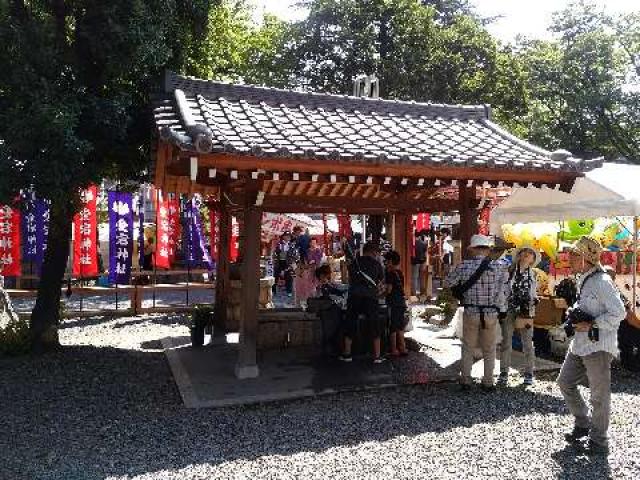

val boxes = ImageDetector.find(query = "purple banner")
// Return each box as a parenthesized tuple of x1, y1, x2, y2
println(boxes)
(183, 197, 213, 270)
(22, 195, 49, 270)
(108, 191, 134, 284)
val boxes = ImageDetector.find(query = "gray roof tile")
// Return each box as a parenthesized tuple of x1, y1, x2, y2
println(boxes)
(154, 72, 602, 173)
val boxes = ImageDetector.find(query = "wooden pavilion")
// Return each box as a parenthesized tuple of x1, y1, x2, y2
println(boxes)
(153, 71, 601, 378)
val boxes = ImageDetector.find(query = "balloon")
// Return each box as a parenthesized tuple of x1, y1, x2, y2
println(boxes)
(615, 229, 630, 241)
(538, 234, 558, 259)
(502, 225, 518, 247)
(559, 219, 595, 242)
(600, 223, 619, 248)
(518, 227, 535, 248)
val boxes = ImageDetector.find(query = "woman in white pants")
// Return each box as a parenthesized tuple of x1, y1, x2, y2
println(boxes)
(497, 246, 539, 386)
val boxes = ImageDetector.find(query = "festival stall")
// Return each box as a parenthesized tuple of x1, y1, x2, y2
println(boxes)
(490, 163, 640, 349)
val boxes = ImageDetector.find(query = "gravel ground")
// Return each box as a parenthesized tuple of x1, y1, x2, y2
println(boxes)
(1, 314, 639, 480)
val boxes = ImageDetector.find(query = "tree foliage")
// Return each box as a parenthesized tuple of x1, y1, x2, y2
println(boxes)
(513, 2, 639, 161)
(244, 0, 527, 124)
(0, 0, 220, 349)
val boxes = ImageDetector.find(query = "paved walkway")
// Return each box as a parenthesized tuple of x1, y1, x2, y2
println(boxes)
(163, 317, 562, 408)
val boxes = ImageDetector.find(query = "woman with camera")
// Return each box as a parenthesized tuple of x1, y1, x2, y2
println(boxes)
(557, 236, 625, 455)
(497, 245, 539, 387)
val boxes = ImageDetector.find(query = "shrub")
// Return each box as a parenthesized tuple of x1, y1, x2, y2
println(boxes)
(0, 315, 31, 356)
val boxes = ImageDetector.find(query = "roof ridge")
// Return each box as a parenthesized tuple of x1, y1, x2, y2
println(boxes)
(165, 70, 488, 119)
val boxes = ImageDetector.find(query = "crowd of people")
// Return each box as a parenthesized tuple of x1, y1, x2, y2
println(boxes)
(270, 225, 632, 455)
(270, 227, 411, 364)
(446, 233, 627, 455)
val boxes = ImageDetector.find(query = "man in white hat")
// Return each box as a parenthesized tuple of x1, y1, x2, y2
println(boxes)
(497, 245, 540, 387)
(557, 236, 625, 455)
(446, 234, 508, 390)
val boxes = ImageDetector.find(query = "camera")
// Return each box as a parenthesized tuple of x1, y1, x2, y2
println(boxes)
(563, 307, 597, 340)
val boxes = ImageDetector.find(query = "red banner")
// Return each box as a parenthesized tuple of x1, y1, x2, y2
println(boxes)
(337, 214, 352, 238)
(0, 205, 21, 276)
(231, 217, 239, 262)
(167, 197, 181, 262)
(478, 207, 491, 235)
(154, 198, 171, 269)
(72, 185, 98, 277)
(416, 213, 430, 232)
(208, 212, 239, 263)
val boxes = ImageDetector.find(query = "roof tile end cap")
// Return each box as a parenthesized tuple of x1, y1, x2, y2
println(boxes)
(549, 149, 573, 162)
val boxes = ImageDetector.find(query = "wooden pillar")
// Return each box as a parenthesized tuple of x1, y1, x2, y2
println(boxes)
(393, 213, 413, 296)
(235, 198, 262, 379)
(214, 202, 231, 335)
(458, 183, 478, 256)
(368, 215, 384, 245)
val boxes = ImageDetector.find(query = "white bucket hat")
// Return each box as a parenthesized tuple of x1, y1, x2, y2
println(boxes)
(468, 234, 493, 249)
(513, 245, 541, 267)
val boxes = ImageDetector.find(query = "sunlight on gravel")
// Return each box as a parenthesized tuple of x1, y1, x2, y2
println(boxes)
(1, 314, 639, 480)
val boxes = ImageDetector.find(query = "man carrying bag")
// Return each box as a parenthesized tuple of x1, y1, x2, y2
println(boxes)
(557, 236, 625, 455)
(446, 235, 508, 391)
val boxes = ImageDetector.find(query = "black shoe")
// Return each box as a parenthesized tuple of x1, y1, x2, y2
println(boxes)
(480, 384, 496, 392)
(459, 383, 472, 392)
(338, 354, 353, 363)
(564, 427, 590, 444)
(585, 440, 609, 456)
(496, 373, 508, 386)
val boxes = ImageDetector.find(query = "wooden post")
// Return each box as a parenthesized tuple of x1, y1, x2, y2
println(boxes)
(214, 201, 231, 335)
(368, 215, 383, 245)
(393, 214, 413, 296)
(235, 197, 262, 379)
(458, 183, 477, 255)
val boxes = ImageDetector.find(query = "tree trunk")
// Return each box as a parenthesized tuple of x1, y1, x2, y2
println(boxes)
(30, 199, 74, 352)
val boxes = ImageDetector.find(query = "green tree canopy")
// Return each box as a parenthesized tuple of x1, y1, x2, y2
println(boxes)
(0, 0, 221, 350)
(245, 0, 527, 125)
(513, 2, 639, 161)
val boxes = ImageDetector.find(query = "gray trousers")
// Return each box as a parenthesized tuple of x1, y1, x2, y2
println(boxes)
(557, 351, 613, 446)
(499, 311, 535, 375)
(461, 310, 498, 386)
(412, 263, 422, 294)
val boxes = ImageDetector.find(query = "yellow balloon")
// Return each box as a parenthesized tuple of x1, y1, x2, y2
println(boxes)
(518, 227, 534, 248)
(502, 225, 517, 246)
(539, 234, 558, 260)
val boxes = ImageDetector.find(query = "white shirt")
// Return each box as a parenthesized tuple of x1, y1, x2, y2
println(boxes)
(569, 267, 625, 357)
(442, 236, 454, 254)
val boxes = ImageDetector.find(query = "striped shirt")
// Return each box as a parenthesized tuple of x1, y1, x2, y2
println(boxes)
(569, 267, 626, 357)
(445, 255, 508, 314)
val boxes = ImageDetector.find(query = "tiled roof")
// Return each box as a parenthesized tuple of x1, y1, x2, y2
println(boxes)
(154, 71, 602, 173)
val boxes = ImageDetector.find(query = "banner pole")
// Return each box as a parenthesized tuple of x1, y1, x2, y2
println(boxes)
(633, 217, 638, 314)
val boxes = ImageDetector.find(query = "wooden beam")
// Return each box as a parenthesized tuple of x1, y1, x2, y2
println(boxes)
(194, 153, 581, 186)
(239, 195, 474, 214)
(393, 214, 413, 296)
(458, 183, 478, 254)
(235, 198, 262, 379)
(214, 198, 231, 334)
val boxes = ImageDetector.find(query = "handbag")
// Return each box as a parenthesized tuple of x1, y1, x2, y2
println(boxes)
(515, 316, 533, 329)
(450, 257, 492, 302)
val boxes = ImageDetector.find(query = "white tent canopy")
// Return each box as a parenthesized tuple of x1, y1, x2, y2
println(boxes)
(491, 163, 640, 232)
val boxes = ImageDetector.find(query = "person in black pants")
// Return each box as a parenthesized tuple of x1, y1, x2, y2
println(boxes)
(272, 232, 299, 297)
(385, 250, 409, 357)
(340, 241, 385, 364)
